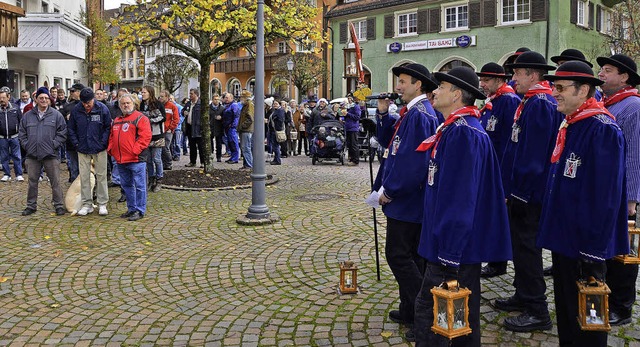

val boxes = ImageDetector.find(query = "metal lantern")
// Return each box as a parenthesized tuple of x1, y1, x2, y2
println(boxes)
(614, 220, 640, 264)
(577, 276, 611, 332)
(339, 260, 358, 294)
(431, 280, 472, 339)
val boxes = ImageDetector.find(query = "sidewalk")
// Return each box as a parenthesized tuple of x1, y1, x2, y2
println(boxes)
(0, 155, 638, 346)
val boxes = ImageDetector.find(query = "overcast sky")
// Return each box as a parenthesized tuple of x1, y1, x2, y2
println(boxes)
(104, 0, 134, 10)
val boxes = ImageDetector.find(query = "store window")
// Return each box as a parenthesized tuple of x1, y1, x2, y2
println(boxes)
(397, 11, 417, 36)
(501, 0, 530, 24)
(444, 4, 468, 30)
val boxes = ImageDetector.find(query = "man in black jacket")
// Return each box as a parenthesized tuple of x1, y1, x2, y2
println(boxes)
(0, 89, 23, 182)
(60, 83, 85, 182)
(182, 88, 204, 167)
(209, 93, 224, 162)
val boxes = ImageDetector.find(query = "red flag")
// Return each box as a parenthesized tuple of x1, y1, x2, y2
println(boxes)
(349, 22, 365, 84)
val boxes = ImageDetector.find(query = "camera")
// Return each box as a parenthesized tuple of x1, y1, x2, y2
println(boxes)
(365, 92, 400, 100)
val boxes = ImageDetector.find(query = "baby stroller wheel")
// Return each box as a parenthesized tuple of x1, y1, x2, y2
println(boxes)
(312, 156, 317, 165)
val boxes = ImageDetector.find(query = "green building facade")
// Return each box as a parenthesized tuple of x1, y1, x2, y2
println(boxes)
(326, 0, 621, 98)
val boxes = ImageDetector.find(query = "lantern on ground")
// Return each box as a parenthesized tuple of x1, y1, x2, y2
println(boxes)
(577, 276, 611, 332)
(614, 220, 640, 264)
(430, 280, 472, 339)
(339, 260, 358, 294)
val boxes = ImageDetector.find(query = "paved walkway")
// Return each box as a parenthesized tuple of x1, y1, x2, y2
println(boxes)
(0, 155, 639, 346)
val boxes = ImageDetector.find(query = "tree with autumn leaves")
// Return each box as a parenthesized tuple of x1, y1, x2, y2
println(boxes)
(607, 0, 640, 59)
(111, 0, 326, 172)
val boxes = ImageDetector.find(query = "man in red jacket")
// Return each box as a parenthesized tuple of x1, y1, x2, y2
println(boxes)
(108, 94, 151, 221)
(159, 90, 179, 170)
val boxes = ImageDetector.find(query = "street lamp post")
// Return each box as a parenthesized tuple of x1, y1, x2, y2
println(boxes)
(286, 58, 294, 100)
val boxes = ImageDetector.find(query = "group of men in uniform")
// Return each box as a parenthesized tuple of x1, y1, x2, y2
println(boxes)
(374, 48, 638, 346)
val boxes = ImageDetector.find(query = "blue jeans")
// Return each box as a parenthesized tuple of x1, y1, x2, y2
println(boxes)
(119, 162, 147, 215)
(110, 156, 121, 184)
(225, 127, 240, 161)
(269, 132, 281, 164)
(240, 132, 253, 168)
(0, 137, 23, 176)
(147, 146, 163, 179)
(66, 149, 79, 182)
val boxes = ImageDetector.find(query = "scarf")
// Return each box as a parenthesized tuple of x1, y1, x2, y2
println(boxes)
(603, 86, 640, 107)
(550, 97, 615, 163)
(480, 83, 516, 113)
(416, 106, 481, 158)
(513, 81, 553, 123)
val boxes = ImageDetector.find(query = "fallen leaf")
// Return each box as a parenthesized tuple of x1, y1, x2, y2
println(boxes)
(50, 303, 60, 308)
(44, 235, 51, 240)
(380, 331, 392, 338)
(0, 276, 11, 283)
(203, 210, 208, 214)
(53, 250, 61, 257)
(81, 246, 88, 251)
(144, 241, 151, 246)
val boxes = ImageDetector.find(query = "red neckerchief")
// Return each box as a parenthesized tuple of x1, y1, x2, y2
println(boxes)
(513, 81, 553, 123)
(551, 97, 615, 163)
(603, 86, 640, 107)
(416, 106, 481, 158)
(480, 83, 516, 113)
(386, 106, 409, 148)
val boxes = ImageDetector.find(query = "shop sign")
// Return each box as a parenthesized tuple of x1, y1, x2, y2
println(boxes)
(387, 36, 476, 53)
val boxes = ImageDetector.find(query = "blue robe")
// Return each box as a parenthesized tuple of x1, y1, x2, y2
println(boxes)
(501, 94, 563, 203)
(372, 111, 399, 192)
(381, 99, 438, 223)
(480, 92, 521, 163)
(418, 116, 512, 265)
(537, 114, 629, 260)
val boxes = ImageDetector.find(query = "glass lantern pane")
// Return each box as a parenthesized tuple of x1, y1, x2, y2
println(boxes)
(586, 295, 604, 324)
(437, 297, 448, 328)
(631, 233, 638, 257)
(453, 298, 466, 329)
(344, 272, 352, 288)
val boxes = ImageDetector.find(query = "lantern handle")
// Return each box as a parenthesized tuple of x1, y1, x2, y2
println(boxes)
(441, 279, 460, 291)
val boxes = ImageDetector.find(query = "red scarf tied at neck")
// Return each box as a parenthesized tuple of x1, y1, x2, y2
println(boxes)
(480, 83, 516, 113)
(550, 97, 615, 163)
(416, 106, 481, 158)
(603, 86, 640, 107)
(513, 81, 553, 123)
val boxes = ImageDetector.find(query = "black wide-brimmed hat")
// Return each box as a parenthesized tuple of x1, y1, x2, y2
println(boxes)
(504, 47, 531, 66)
(392, 63, 438, 92)
(596, 54, 640, 86)
(506, 51, 556, 71)
(434, 66, 486, 100)
(551, 48, 593, 67)
(544, 61, 603, 86)
(476, 62, 510, 78)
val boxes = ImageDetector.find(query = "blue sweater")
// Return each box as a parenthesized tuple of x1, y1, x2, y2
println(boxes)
(501, 94, 563, 203)
(537, 114, 628, 261)
(381, 99, 438, 223)
(480, 92, 521, 164)
(418, 116, 512, 266)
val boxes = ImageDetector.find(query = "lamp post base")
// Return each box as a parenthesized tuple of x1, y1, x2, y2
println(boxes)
(236, 212, 280, 226)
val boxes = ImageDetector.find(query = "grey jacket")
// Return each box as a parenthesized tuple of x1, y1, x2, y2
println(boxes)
(19, 106, 67, 161)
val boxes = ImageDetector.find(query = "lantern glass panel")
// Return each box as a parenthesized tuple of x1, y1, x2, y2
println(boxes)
(453, 298, 466, 329)
(344, 271, 353, 288)
(436, 297, 448, 329)
(586, 294, 604, 324)
(631, 233, 639, 257)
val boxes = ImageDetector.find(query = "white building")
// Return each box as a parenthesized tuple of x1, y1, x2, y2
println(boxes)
(0, 0, 91, 97)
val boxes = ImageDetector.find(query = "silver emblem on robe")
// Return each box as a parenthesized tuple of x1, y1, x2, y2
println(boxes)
(511, 123, 521, 142)
(563, 153, 581, 178)
(428, 160, 438, 186)
(486, 115, 497, 132)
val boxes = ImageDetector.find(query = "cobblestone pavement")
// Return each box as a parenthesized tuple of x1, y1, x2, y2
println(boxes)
(1, 154, 639, 346)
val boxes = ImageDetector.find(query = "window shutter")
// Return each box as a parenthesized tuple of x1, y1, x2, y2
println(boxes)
(428, 8, 441, 33)
(588, 1, 594, 29)
(482, 0, 496, 26)
(469, 2, 481, 28)
(570, 0, 577, 24)
(339, 22, 348, 44)
(384, 15, 394, 38)
(417, 9, 429, 34)
(531, 0, 547, 22)
(366, 18, 376, 40)
(596, 4, 602, 32)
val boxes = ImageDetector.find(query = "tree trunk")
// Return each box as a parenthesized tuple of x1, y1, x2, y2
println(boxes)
(198, 58, 213, 173)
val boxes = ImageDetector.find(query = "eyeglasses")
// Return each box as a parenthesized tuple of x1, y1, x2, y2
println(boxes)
(553, 83, 576, 93)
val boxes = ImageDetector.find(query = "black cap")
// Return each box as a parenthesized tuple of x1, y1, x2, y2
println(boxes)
(80, 88, 95, 103)
(506, 51, 556, 71)
(392, 63, 438, 92)
(69, 83, 86, 92)
(551, 48, 593, 67)
(544, 61, 603, 86)
(476, 62, 510, 78)
(434, 67, 486, 100)
(596, 54, 640, 86)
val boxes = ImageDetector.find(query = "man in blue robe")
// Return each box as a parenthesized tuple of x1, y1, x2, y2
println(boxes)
(538, 60, 628, 346)
(413, 66, 512, 347)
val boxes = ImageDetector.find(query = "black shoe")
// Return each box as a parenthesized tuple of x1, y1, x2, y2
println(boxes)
(404, 329, 416, 342)
(118, 195, 127, 203)
(21, 208, 36, 216)
(543, 266, 553, 277)
(609, 311, 632, 326)
(281, 155, 288, 158)
(226, 160, 238, 164)
(55, 208, 66, 216)
(217, 158, 222, 162)
(172, 156, 180, 161)
(481, 264, 507, 278)
(389, 310, 412, 325)
(503, 312, 552, 332)
(108, 181, 120, 188)
(493, 296, 526, 312)
(164, 166, 172, 171)
(120, 211, 135, 218)
(152, 179, 162, 193)
(270, 161, 281, 165)
(127, 211, 143, 221)
(185, 162, 196, 167)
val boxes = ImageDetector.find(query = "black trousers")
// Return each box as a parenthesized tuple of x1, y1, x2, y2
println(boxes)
(486, 261, 507, 271)
(346, 131, 359, 164)
(211, 127, 223, 160)
(606, 259, 639, 316)
(297, 131, 308, 155)
(552, 253, 608, 346)
(414, 262, 481, 347)
(189, 136, 204, 165)
(385, 217, 425, 322)
(508, 199, 549, 316)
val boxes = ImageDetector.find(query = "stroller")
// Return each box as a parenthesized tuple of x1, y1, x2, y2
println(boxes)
(310, 120, 346, 165)
(358, 117, 377, 162)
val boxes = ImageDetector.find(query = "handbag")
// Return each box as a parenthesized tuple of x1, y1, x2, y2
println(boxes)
(270, 116, 287, 143)
(290, 130, 298, 141)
